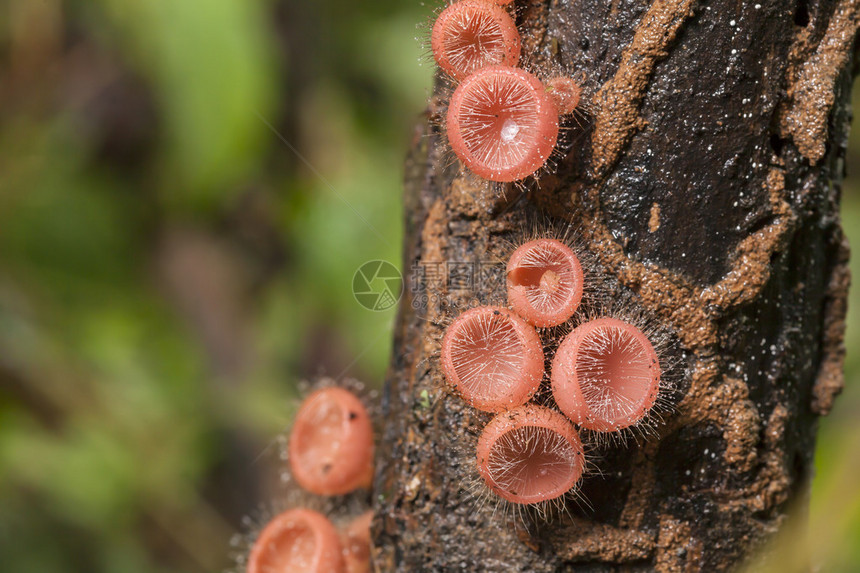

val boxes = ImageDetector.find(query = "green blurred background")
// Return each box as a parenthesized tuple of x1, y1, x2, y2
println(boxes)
(0, 1, 856, 571)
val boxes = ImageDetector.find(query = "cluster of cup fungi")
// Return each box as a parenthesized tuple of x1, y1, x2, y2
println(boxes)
(441, 238, 667, 514)
(241, 385, 376, 573)
(431, 0, 583, 182)
(428, 0, 673, 515)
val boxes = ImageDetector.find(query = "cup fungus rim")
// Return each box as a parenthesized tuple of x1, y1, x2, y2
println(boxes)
(476, 404, 585, 505)
(506, 238, 584, 327)
(440, 305, 545, 413)
(551, 317, 661, 432)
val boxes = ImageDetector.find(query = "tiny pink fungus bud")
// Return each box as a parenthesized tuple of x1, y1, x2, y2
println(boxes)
(341, 511, 374, 573)
(506, 238, 584, 327)
(477, 404, 585, 504)
(551, 317, 661, 432)
(441, 305, 544, 412)
(247, 508, 345, 573)
(431, 0, 521, 81)
(545, 76, 582, 115)
(446, 65, 560, 182)
(289, 387, 374, 496)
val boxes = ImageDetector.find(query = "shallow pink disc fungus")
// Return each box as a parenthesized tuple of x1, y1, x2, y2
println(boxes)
(441, 305, 544, 412)
(551, 317, 661, 432)
(431, 0, 521, 81)
(506, 238, 584, 327)
(247, 508, 345, 573)
(477, 404, 585, 505)
(341, 511, 373, 573)
(289, 387, 374, 496)
(446, 65, 560, 182)
(545, 76, 582, 115)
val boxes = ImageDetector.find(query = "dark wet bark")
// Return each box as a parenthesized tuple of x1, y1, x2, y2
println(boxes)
(373, 0, 858, 571)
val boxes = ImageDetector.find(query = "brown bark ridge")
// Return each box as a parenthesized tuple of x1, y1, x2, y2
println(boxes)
(374, 0, 858, 571)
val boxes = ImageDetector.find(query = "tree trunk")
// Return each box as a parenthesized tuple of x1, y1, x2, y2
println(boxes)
(374, 0, 858, 570)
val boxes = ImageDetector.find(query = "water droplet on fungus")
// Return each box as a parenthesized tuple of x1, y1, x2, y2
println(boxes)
(446, 66, 559, 182)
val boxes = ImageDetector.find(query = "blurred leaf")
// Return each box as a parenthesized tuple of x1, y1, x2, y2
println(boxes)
(93, 0, 276, 208)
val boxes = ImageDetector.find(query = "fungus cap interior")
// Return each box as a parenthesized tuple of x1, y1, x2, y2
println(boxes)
(574, 323, 657, 425)
(450, 311, 525, 399)
(486, 424, 580, 502)
(251, 517, 318, 573)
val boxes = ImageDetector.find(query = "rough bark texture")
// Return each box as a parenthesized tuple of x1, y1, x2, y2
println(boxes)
(374, 0, 858, 571)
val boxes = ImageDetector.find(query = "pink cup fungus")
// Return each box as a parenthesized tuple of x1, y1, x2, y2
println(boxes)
(551, 317, 661, 432)
(341, 511, 374, 573)
(476, 404, 585, 505)
(441, 305, 544, 412)
(247, 508, 345, 573)
(446, 65, 560, 182)
(431, 0, 521, 81)
(545, 76, 582, 115)
(288, 387, 374, 496)
(506, 238, 584, 327)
